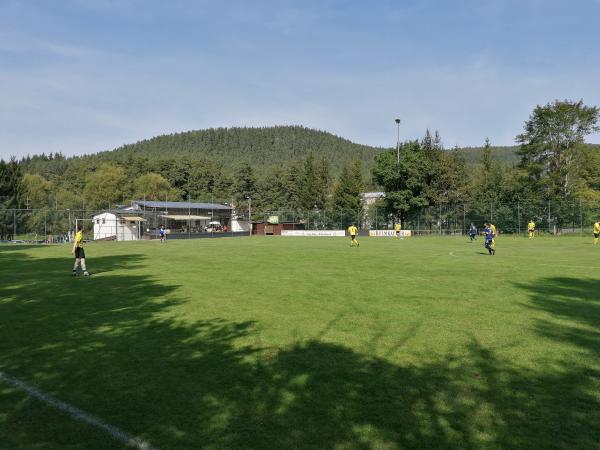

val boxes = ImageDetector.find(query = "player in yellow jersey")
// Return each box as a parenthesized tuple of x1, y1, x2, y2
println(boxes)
(394, 222, 403, 240)
(71, 225, 90, 276)
(348, 223, 359, 247)
(490, 223, 497, 251)
(593, 220, 600, 245)
(528, 220, 535, 239)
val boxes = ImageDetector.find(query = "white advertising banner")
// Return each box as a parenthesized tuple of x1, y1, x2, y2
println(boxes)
(369, 230, 412, 237)
(281, 230, 346, 237)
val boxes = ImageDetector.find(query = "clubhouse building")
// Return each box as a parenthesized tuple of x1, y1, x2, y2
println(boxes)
(92, 200, 246, 241)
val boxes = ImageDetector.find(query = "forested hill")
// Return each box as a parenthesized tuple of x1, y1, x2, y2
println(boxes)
(456, 143, 600, 165)
(92, 126, 542, 169)
(457, 146, 519, 165)
(20, 125, 547, 175)
(94, 126, 384, 172)
(17, 123, 599, 179)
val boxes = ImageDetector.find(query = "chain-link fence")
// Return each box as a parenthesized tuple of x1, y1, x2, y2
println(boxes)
(383, 199, 600, 236)
(0, 208, 244, 242)
(1, 200, 599, 242)
(255, 199, 600, 236)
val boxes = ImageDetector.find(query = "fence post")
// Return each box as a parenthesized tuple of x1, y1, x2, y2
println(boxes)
(580, 199, 583, 236)
(44, 210, 47, 244)
(548, 200, 551, 235)
(13, 209, 16, 239)
(517, 201, 521, 235)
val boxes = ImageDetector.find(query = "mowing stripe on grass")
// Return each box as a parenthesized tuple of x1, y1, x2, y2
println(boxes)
(0, 371, 156, 450)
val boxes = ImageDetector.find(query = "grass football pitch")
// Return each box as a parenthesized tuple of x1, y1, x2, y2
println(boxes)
(1, 236, 599, 449)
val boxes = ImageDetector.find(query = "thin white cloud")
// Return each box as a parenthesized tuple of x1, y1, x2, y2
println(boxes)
(2, 53, 600, 159)
(0, 30, 108, 61)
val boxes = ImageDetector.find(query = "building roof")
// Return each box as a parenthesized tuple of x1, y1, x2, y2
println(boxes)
(361, 192, 386, 199)
(159, 214, 211, 220)
(130, 200, 232, 211)
(92, 210, 135, 217)
(121, 215, 146, 221)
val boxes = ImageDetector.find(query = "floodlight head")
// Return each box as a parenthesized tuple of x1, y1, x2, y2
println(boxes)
(395, 118, 401, 124)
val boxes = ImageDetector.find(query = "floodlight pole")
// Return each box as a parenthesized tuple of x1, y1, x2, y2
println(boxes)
(395, 118, 401, 163)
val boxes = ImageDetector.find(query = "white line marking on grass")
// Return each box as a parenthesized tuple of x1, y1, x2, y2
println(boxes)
(0, 371, 156, 450)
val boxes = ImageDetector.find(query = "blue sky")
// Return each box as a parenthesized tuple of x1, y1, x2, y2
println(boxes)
(1, 0, 599, 158)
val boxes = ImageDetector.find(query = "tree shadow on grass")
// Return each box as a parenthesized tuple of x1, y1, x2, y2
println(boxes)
(516, 277, 600, 357)
(511, 276, 600, 449)
(1, 250, 599, 449)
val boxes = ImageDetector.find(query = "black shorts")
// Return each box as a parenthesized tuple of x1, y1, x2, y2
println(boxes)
(74, 247, 85, 259)
(595, 233, 599, 239)
(350, 235, 356, 239)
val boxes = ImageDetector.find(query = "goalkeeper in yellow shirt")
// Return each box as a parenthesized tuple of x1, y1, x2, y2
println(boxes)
(348, 224, 359, 247)
(71, 225, 90, 276)
(528, 220, 535, 239)
(594, 220, 600, 245)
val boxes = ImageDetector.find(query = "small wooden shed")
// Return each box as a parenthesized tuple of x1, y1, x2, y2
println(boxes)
(251, 222, 304, 235)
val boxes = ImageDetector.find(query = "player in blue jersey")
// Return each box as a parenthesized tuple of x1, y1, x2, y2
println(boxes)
(468, 223, 477, 241)
(483, 222, 495, 255)
(159, 225, 166, 243)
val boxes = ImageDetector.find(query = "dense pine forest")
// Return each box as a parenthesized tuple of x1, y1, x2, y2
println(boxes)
(2, 100, 600, 239)
(16, 125, 524, 178)
(100, 126, 382, 173)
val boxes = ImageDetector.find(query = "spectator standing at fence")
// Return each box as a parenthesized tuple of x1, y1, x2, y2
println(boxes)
(71, 225, 90, 276)
(594, 220, 600, 245)
(469, 223, 477, 241)
(528, 220, 536, 239)
(348, 223, 359, 247)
